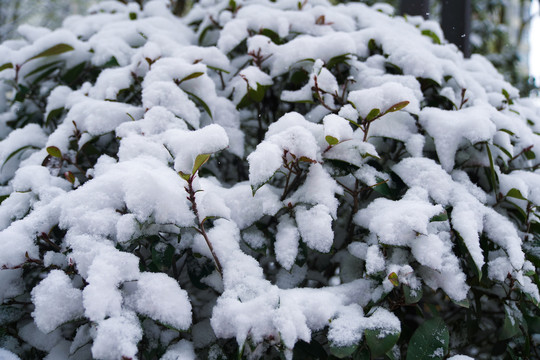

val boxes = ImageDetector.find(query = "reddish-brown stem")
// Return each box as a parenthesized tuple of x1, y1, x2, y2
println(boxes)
(185, 175, 223, 277)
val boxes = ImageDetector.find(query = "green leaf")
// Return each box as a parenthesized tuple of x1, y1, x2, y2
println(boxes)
(260, 28, 283, 44)
(403, 285, 422, 304)
(192, 153, 211, 175)
(0, 63, 13, 72)
(386, 101, 409, 113)
(293, 340, 328, 359)
(329, 344, 357, 358)
(326, 53, 350, 69)
(46, 107, 65, 127)
(325, 135, 339, 145)
(289, 69, 309, 86)
(499, 128, 515, 136)
(184, 91, 212, 119)
(451, 297, 470, 309)
(421, 29, 441, 44)
(499, 305, 520, 340)
(61, 62, 86, 84)
(494, 144, 512, 160)
(506, 188, 527, 201)
(0, 194, 9, 205)
(46, 146, 62, 158)
(1, 145, 39, 171)
(129, 12, 137, 20)
(406, 317, 449, 360)
(353, 348, 370, 360)
(178, 171, 191, 182)
(388, 272, 399, 287)
(372, 176, 392, 198)
(177, 72, 205, 85)
(163, 244, 175, 268)
(365, 329, 400, 358)
(64, 171, 75, 184)
(365, 108, 380, 122)
(248, 83, 268, 103)
(23, 60, 62, 79)
(26, 44, 75, 62)
(485, 143, 499, 194)
(207, 65, 230, 74)
(524, 150, 536, 160)
(430, 211, 448, 222)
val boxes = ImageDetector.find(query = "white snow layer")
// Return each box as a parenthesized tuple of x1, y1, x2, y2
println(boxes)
(0, 0, 538, 358)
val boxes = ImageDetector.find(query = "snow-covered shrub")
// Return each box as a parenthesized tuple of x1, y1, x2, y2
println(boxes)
(0, 0, 539, 359)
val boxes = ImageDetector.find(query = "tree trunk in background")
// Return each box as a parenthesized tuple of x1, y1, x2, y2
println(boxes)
(399, 0, 430, 19)
(441, 0, 472, 58)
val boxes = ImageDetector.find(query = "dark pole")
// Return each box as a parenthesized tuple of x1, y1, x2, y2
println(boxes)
(399, 0, 430, 19)
(441, 0, 472, 58)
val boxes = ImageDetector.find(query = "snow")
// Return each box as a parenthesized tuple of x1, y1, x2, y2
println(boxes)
(31, 270, 84, 333)
(91, 311, 142, 360)
(0, 124, 47, 183)
(419, 105, 497, 171)
(355, 187, 443, 246)
(0, 0, 538, 357)
(0, 349, 20, 360)
(295, 204, 334, 253)
(161, 340, 197, 360)
(347, 82, 420, 119)
(275, 214, 300, 270)
(124, 272, 192, 330)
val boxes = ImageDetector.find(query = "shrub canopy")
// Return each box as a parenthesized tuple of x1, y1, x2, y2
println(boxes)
(0, 0, 539, 359)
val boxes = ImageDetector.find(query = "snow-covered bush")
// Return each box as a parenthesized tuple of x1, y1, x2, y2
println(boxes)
(0, 0, 539, 359)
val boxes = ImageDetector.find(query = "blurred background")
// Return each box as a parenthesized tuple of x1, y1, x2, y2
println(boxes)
(1, 0, 539, 97)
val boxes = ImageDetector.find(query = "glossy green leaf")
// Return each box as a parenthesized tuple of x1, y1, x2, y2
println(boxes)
(185, 91, 212, 119)
(0, 63, 13, 72)
(406, 317, 449, 360)
(499, 305, 520, 340)
(46, 146, 62, 158)
(451, 297, 470, 309)
(329, 344, 357, 359)
(179, 171, 191, 182)
(386, 101, 409, 113)
(23, 60, 62, 79)
(248, 83, 268, 102)
(421, 29, 441, 44)
(430, 211, 448, 222)
(499, 128, 515, 136)
(207, 65, 230, 74)
(388, 272, 399, 287)
(403, 285, 422, 304)
(26, 43, 74, 62)
(494, 144, 512, 159)
(506, 188, 527, 201)
(327, 53, 350, 69)
(524, 150, 536, 160)
(192, 153, 211, 175)
(61, 62, 86, 84)
(260, 28, 283, 44)
(177, 72, 205, 85)
(1, 145, 39, 171)
(46, 107, 65, 127)
(365, 108, 380, 122)
(325, 135, 339, 145)
(64, 171, 75, 184)
(485, 143, 499, 193)
(372, 176, 392, 198)
(365, 329, 400, 357)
